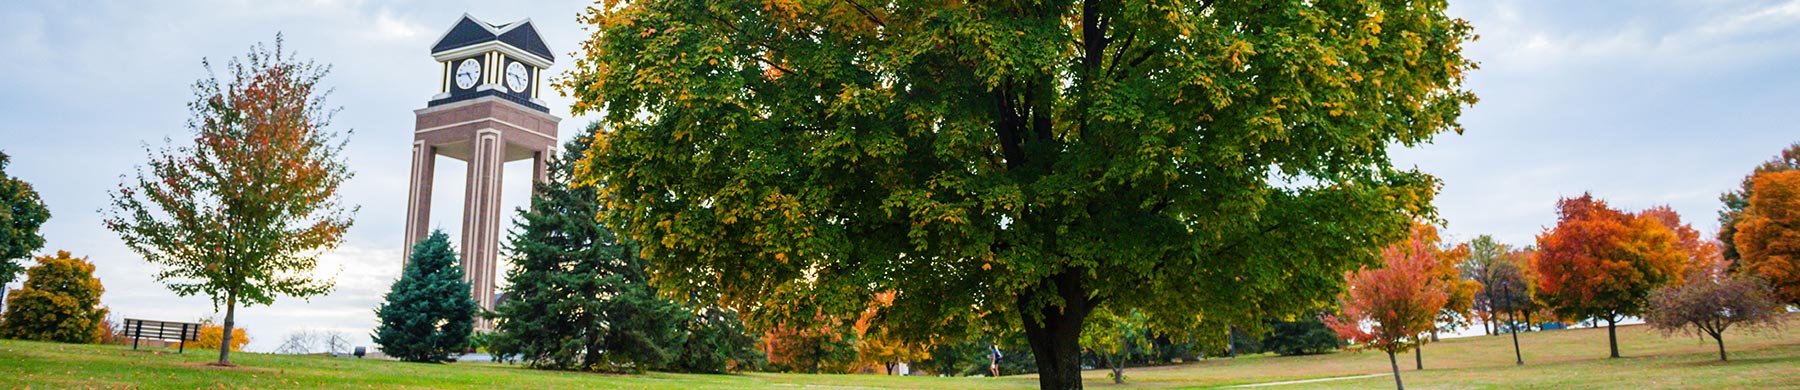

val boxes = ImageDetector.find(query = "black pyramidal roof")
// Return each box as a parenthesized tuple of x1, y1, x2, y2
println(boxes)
(431, 15, 553, 62)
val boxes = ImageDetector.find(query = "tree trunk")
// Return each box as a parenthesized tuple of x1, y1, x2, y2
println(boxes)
(216, 291, 237, 366)
(1713, 333, 1728, 362)
(1482, 315, 1492, 336)
(1388, 351, 1405, 390)
(583, 322, 601, 369)
(1524, 309, 1534, 332)
(1109, 353, 1124, 384)
(1605, 317, 1619, 358)
(812, 343, 823, 374)
(1414, 339, 1423, 370)
(1019, 271, 1095, 390)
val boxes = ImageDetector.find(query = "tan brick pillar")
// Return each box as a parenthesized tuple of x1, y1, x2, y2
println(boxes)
(402, 141, 436, 264)
(461, 129, 505, 323)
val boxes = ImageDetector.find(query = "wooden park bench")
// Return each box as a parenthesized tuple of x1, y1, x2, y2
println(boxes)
(124, 318, 202, 353)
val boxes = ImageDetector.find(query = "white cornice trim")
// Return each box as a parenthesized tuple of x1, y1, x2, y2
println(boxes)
(432, 40, 552, 68)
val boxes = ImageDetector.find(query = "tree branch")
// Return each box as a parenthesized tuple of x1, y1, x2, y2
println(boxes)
(839, 0, 887, 29)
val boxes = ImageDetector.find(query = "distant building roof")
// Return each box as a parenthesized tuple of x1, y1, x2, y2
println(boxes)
(430, 14, 553, 63)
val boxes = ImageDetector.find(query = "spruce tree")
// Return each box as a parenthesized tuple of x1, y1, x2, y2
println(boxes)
(490, 123, 759, 373)
(374, 230, 475, 363)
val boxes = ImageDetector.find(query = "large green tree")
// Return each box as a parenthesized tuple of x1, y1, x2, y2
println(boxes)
(0, 151, 51, 309)
(103, 36, 353, 366)
(568, 1, 1474, 388)
(0, 251, 107, 343)
(374, 230, 476, 363)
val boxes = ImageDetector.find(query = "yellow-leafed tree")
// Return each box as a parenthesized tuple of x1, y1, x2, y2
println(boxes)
(181, 324, 249, 352)
(0, 251, 107, 344)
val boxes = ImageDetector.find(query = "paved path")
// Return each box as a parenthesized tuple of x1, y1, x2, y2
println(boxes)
(1226, 373, 1387, 387)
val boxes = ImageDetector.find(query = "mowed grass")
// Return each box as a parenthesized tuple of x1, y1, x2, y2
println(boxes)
(3, 320, 1798, 389)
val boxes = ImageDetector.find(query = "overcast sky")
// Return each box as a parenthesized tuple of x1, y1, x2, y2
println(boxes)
(2, 1, 1796, 352)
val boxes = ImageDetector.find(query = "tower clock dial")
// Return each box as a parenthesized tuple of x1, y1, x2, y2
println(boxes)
(505, 62, 530, 93)
(455, 59, 481, 90)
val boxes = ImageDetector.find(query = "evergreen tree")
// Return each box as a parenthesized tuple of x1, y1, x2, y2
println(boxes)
(673, 308, 765, 373)
(490, 123, 761, 373)
(1260, 313, 1344, 356)
(0, 251, 107, 344)
(373, 231, 475, 363)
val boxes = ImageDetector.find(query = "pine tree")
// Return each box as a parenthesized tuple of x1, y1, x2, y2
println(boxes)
(373, 230, 475, 363)
(0, 251, 107, 344)
(489, 123, 760, 373)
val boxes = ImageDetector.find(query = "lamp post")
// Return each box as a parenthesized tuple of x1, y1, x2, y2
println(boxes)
(1504, 281, 1523, 366)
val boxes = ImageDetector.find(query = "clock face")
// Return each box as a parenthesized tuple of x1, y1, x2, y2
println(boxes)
(505, 62, 530, 93)
(455, 59, 481, 90)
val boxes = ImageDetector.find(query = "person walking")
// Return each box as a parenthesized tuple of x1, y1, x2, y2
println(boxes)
(989, 344, 1004, 377)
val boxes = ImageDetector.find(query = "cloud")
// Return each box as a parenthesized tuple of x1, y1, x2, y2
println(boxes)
(370, 9, 427, 41)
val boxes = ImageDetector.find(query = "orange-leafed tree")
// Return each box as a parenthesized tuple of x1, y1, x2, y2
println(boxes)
(1326, 224, 1450, 390)
(1534, 194, 1694, 359)
(1718, 143, 1798, 262)
(1404, 224, 1477, 370)
(102, 35, 354, 367)
(1734, 170, 1800, 306)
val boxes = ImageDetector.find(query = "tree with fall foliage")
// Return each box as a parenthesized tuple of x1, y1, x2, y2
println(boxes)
(1718, 143, 1798, 262)
(1415, 225, 1476, 369)
(1533, 194, 1694, 359)
(182, 323, 251, 352)
(1326, 224, 1450, 390)
(1734, 170, 1800, 307)
(858, 325, 932, 375)
(566, 1, 1475, 388)
(1645, 260, 1785, 362)
(0, 251, 107, 344)
(1080, 306, 1152, 384)
(102, 36, 353, 367)
(764, 318, 861, 374)
(0, 151, 51, 313)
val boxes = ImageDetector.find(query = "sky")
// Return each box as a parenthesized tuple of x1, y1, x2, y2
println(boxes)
(1, 0, 1797, 352)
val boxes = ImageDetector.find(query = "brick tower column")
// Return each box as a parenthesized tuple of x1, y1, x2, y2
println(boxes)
(402, 141, 437, 263)
(461, 129, 505, 321)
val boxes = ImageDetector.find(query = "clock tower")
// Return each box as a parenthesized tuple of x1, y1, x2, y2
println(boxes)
(407, 14, 560, 328)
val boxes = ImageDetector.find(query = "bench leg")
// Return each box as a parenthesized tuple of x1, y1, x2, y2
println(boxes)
(178, 324, 187, 354)
(132, 322, 142, 350)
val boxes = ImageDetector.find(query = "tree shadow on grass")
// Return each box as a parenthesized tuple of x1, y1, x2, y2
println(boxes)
(1672, 355, 1797, 367)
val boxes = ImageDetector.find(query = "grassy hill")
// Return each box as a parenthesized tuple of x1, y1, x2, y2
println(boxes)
(3, 321, 1797, 389)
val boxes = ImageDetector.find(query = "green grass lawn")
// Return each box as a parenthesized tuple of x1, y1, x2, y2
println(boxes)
(3, 321, 1797, 389)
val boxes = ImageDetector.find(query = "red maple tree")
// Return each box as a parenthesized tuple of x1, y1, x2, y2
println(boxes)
(1325, 224, 1449, 390)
